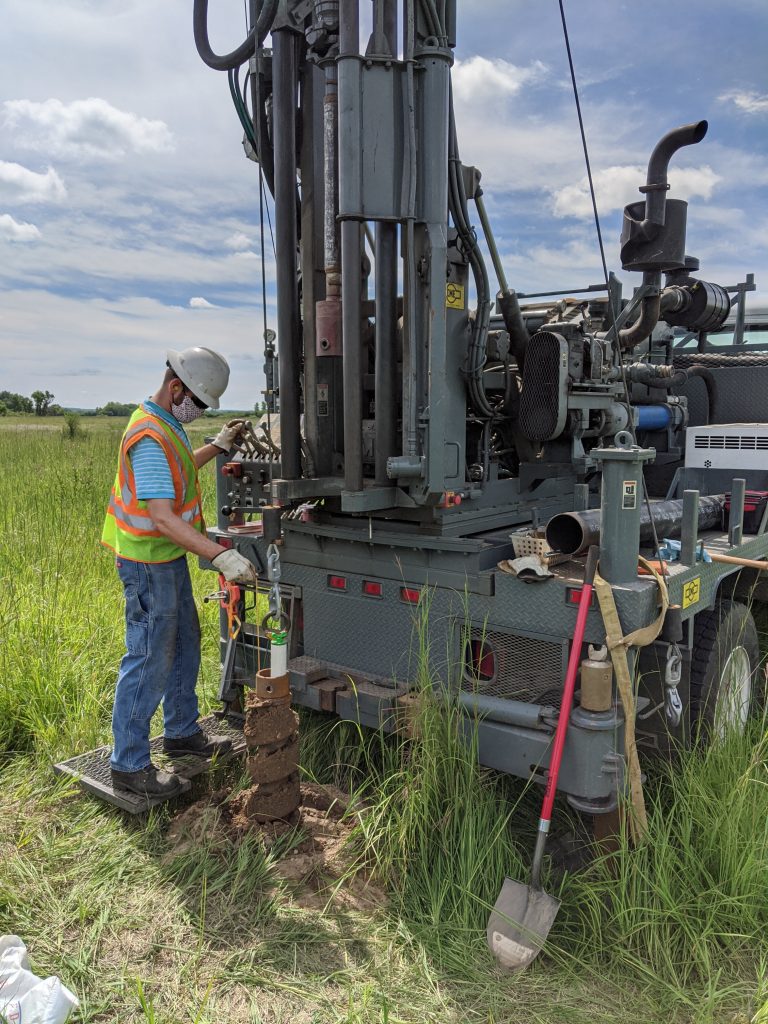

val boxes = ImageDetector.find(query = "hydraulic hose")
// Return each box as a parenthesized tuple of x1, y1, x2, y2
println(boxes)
(686, 365, 718, 423)
(448, 88, 494, 419)
(193, 0, 277, 71)
(673, 351, 768, 368)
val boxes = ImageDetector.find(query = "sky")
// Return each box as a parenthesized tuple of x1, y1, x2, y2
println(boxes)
(1, 0, 766, 410)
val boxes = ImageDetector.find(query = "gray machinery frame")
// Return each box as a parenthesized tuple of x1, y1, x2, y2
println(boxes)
(194, 0, 768, 817)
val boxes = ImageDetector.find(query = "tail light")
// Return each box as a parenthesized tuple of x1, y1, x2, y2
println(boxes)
(465, 636, 496, 683)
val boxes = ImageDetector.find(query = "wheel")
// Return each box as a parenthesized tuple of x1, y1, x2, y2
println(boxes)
(690, 599, 762, 743)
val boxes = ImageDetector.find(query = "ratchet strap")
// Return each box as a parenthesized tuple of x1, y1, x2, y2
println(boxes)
(593, 557, 669, 841)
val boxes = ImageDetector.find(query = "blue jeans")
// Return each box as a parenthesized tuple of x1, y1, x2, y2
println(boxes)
(111, 556, 202, 772)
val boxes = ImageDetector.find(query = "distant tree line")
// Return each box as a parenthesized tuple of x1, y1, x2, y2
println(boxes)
(0, 391, 33, 414)
(0, 392, 269, 418)
(0, 392, 137, 418)
(89, 401, 135, 417)
(0, 390, 63, 416)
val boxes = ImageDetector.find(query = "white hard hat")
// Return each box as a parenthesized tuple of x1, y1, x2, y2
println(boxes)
(166, 347, 230, 409)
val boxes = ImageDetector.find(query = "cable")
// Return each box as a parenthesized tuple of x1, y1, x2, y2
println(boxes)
(228, 66, 258, 150)
(558, 0, 667, 575)
(262, 176, 276, 258)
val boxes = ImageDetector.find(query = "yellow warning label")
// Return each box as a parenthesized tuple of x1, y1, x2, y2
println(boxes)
(682, 577, 701, 609)
(446, 282, 465, 309)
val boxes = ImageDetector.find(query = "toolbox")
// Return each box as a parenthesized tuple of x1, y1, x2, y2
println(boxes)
(724, 490, 768, 534)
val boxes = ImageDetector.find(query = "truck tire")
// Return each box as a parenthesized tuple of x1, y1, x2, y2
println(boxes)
(690, 599, 761, 743)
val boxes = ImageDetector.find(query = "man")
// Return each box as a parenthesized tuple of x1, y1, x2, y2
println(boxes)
(101, 346, 259, 798)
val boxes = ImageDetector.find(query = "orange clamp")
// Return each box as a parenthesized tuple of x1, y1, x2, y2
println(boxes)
(218, 573, 242, 639)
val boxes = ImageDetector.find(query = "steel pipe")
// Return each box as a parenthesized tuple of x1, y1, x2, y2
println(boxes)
(339, 0, 363, 491)
(546, 495, 725, 558)
(273, 29, 302, 480)
(373, 0, 398, 485)
(457, 692, 554, 732)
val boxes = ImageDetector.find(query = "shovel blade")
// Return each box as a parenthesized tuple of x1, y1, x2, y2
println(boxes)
(486, 877, 561, 970)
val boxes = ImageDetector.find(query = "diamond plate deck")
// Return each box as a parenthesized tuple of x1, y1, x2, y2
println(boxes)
(53, 713, 246, 814)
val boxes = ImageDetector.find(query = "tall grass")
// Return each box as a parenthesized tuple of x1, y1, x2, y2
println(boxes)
(299, 597, 768, 1019)
(562, 720, 768, 1002)
(0, 421, 221, 761)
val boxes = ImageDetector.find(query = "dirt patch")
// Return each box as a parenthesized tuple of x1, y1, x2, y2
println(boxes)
(167, 782, 385, 912)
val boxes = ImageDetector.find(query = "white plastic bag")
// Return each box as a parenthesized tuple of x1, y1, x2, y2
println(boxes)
(0, 936, 78, 1024)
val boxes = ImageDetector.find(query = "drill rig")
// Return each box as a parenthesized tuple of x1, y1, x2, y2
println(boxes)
(174, 0, 768, 822)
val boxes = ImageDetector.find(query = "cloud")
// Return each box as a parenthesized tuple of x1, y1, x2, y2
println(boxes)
(552, 165, 721, 219)
(189, 296, 217, 308)
(0, 213, 41, 242)
(225, 231, 252, 251)
(719, 90, 768, 115)
(0, 161, 66, 203)
(3, 97, 174, 160)
(0, 290, 273, 408)
(452, 56, 547, 104)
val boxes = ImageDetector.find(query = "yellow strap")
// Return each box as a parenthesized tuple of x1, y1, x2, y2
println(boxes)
(592, 558, 670, 841)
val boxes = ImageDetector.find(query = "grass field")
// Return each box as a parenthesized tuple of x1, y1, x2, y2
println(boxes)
(1, 415, 767, 1023)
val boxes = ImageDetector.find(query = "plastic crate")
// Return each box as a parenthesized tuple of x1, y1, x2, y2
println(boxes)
(510, 531, 569, 567)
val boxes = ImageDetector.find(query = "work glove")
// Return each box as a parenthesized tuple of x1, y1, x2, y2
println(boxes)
(212, 419, 247, 453)
(211, 548, 259, 586)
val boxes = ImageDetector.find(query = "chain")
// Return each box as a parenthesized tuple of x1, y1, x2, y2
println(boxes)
(262, 542, 290, 633)
(664, 643, 683, 727)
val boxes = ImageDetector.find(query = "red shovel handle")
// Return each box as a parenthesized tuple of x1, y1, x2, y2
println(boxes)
(540, 545, 599, 824)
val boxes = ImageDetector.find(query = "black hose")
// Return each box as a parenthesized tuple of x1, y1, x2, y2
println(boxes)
(497, 290, 529, 371)
(193, 0, 277, 71)
(686, 365, 718, 423)
(673, 351, 768, 368)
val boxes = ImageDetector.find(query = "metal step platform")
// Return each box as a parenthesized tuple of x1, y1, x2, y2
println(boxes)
(53, 713, 246, 814)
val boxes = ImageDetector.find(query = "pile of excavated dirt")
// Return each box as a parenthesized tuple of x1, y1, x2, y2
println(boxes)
(166, 782, 384, 910)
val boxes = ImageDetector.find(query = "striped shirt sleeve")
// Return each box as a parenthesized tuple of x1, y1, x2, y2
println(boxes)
(129, 437, 176, 500)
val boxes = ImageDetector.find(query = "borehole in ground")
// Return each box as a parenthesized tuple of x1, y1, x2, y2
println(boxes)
(166, 782, 385, 911)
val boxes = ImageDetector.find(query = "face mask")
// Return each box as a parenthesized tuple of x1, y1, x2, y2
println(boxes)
(171, 394, 204, 424)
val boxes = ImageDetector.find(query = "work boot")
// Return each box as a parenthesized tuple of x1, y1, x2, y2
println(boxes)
(163, 730, 233, 759)
(111, 763, 184, 798)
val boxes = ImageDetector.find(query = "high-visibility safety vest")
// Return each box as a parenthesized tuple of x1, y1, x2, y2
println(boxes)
(101, 404, 204, 563)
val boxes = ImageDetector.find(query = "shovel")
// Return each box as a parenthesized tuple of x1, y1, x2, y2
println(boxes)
(487, 545, 599, 970)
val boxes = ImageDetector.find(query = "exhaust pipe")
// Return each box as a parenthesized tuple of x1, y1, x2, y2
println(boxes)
(638, 121, 708, 239)
(636, 121, 708, 242)
(618, 121, 708, 349)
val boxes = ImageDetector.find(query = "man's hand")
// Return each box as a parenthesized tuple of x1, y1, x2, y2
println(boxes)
(212, 548, 259, 586)
(212, 419, 246, 454)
